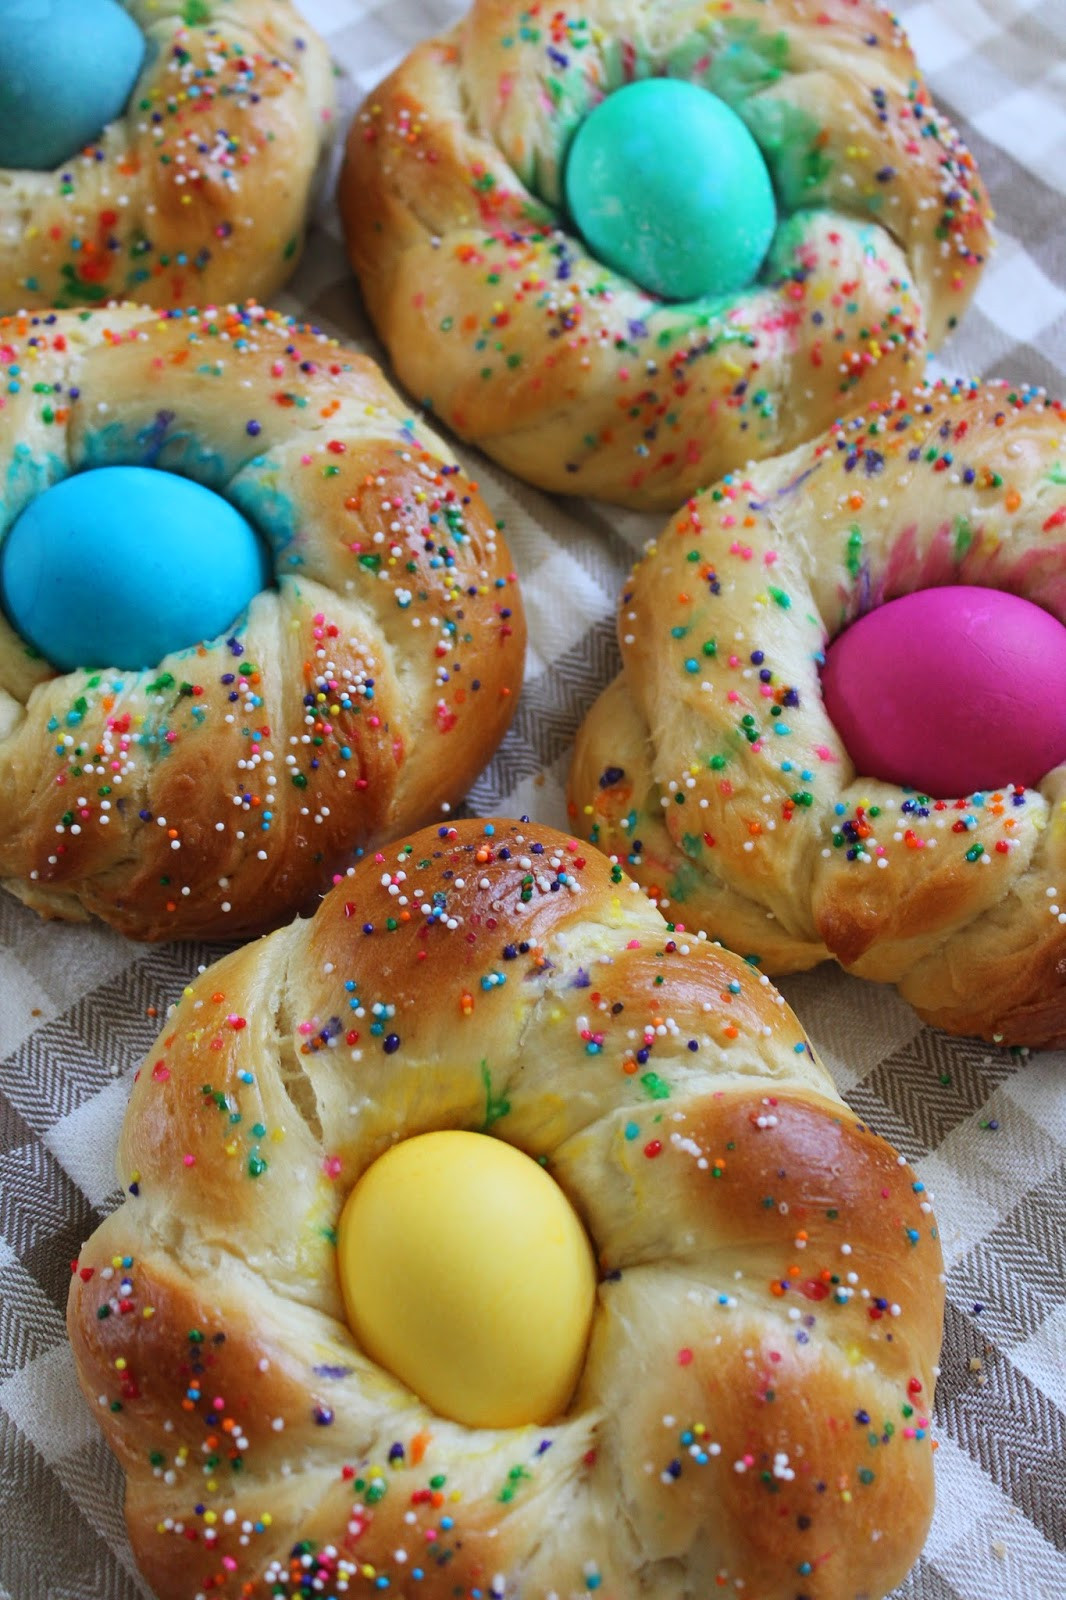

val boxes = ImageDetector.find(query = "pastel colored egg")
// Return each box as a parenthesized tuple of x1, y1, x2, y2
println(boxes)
(0, 0, 145, 171)
(821, 586, 1066, 797)
(563, 79, 777, 302)
(337, 1130, 597, 1429)
(0, 466, 270, 672)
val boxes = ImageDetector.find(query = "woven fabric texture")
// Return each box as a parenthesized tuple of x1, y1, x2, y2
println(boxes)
(1, 2, 1064, 1596)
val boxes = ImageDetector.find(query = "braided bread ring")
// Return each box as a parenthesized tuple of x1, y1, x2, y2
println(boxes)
(570, 380, 1066, 1046)
(341, 0, 991, 509)
(68, 817, 943, 1600)
(0, 1, 333, 313)
(0, 304, 524, 941)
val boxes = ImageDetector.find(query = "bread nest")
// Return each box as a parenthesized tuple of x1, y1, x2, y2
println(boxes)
(0, 0, 333, 313)
(0, 303, 524, 941)
(341, 0, 991, 509)
(69, 817, 943, 1600)
(571, 380, 1066, 1045)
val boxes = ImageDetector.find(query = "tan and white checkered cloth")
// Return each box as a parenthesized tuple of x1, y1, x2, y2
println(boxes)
(2, 2, 1064, 1596)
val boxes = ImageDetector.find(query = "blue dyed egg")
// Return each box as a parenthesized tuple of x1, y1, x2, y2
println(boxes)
(0, 467, 270, 672)
(564, 79, 777, 302)
(0, 0, 145, 172)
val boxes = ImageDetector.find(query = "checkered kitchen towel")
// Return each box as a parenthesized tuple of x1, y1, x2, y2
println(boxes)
(2, 1, 1065, 1596)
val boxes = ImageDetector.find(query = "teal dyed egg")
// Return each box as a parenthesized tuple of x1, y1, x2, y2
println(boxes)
(0, 0, 146, 171)
(0, 467, 270, 672)
(564, 79, 777, 302)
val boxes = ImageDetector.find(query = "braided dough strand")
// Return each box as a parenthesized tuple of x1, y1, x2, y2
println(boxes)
(69, 819, 942, 1600)
(0, 305, 524, 940)
(0, 1, 333, 313)
(342, 0, 991, 508)
(571, 381, 1066, 1044)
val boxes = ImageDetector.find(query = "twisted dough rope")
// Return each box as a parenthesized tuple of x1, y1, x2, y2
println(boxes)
(341, 0, 991, 509)
(0, 304, 524, 941)
(570, 380, 1066, 1046)
(0, 0, 333, 313)
(68, 818, 943, 1600)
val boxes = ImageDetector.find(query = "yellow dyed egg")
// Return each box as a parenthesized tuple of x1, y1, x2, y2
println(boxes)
(337, 1130, 597, 1428)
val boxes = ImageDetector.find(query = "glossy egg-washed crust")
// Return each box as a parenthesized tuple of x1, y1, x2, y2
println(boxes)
(0, 0, 333, 313)
(570, 380, 1066, 1046)
(340, 0, 991, 510)
(69, 819, 943, 1600)
(0, 304, 524, 941)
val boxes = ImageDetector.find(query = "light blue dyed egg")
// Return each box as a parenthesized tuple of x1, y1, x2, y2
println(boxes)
(0, 467, 270, 672)
(564, 79, 777, 302)
(0, 0, 146, 171)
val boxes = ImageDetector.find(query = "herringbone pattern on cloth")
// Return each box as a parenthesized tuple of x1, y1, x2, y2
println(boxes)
(1, 2, 1064, 1596)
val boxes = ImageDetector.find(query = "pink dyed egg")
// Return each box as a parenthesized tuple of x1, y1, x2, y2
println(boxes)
(821, 586, 1066, 797)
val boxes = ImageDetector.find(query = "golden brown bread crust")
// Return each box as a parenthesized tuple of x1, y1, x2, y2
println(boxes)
(569, 380, 1066, 1045)
(0, 305, 525, 940)
(0, 0, 334, 313)
(69, 818, 943, 1600)
(340, 0, 991, 509)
